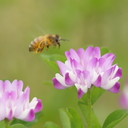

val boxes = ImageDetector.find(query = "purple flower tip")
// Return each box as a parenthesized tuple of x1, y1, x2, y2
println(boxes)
(78, 88, 85, 99)
(25, 109, 35, 122)
(34, 99, 43, 113)
(52, 77, 67, 89)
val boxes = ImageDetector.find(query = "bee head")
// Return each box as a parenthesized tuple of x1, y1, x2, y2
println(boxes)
(55, 34, 69, 43)
(54, 35, 60, 43)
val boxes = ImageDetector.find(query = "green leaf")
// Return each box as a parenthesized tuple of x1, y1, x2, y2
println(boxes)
(81, 87, 105, 105)
(78, 101, 101, 128)
(59, 108, 72, 128)
(0, 121, 5, 128)
(43, 121, 60, 128)
(11, 111, 43, 128)
(41, 54, 66, 62)
(100, 47, 110, 55)
(42, 58, 59, 73)
(81, 92, 88, 105)
(43, 81, 53, 86)
(67, 108, 84, 128)
(10, 124, 26, 128)
(91, 87, 105, 105)
(59, 108, 84, 128)
(102, 109, 128, 128)
(41, 54, 66, 73)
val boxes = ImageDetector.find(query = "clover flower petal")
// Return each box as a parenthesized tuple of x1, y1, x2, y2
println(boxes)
(53, 46, 122, 98)
(0, 79, 43, 121)
(119, 79, 128, 109)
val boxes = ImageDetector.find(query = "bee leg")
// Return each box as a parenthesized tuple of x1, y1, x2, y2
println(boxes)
(35, 42, 45, 53)
(46, 45, 49, 50)
(45, 41, 49, 50)
(40, 42, 43, 47)
(35, 45, 45, 53)
(35, 48, 43, 53)
(35, 48, 41, 54)
(57, 42, 60, 49)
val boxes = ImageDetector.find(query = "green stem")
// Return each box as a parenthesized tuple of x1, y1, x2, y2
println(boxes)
(4, 119, 11, 128)
(87, 88, 92, 128)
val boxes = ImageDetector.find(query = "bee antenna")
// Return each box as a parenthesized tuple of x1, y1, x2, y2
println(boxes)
(60, 39, 69, 41)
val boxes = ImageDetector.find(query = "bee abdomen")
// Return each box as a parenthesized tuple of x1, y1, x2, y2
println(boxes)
(29, 45, 33, 51)
(29, 40, 37, 52)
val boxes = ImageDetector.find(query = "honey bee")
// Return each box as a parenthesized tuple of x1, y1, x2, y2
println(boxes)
(29, 34, 68, 53)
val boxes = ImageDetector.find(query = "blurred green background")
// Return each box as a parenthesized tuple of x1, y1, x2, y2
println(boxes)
(0, 0, 128, 127)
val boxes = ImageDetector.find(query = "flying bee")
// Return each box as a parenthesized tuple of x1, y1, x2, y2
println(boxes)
(29, 34, 68, 53)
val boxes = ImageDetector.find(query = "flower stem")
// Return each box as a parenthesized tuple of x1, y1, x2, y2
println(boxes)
(4, 119, 11, 128)
(87, 88, 92, 128)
